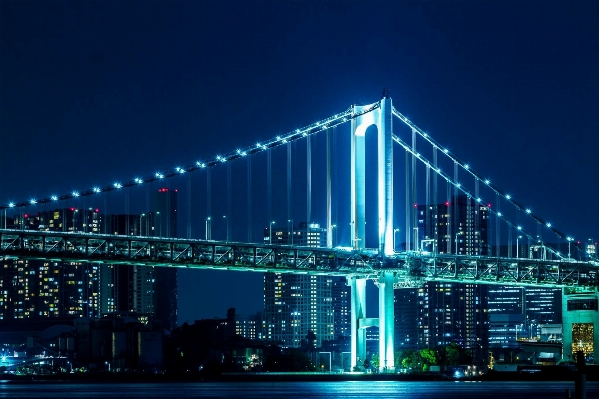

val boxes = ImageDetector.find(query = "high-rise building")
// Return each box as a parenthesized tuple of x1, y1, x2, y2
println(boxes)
(394, 195, 489, 358)
(262, 222, 333, 348)
(331, 277, 351, 339)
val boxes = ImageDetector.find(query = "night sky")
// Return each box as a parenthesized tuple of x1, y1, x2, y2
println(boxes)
(1, 1, 598, 324)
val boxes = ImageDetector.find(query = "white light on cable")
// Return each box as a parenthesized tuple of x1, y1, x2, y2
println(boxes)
(73, 192, 79, 197)
(93, 187, 101, 193)
(51, 196, 58, 201)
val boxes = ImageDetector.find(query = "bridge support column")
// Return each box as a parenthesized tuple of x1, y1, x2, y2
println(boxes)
(350, 94, 393, 255)
(349, 276, 367, 370)
(378, 271, 395, 372)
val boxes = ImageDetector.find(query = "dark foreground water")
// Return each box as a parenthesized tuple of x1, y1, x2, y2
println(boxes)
(1, 381, 598, 398)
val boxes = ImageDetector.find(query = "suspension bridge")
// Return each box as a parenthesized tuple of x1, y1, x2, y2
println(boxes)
(1, 93, 598, 370)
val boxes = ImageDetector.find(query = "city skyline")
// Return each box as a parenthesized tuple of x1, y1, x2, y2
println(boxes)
(1, 1, 598, 323)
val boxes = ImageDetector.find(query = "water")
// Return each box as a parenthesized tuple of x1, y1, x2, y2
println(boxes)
(1, 381, 597, 398)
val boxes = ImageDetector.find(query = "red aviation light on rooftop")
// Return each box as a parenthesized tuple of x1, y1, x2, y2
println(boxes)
(95, 209, 99, 213)
(487, 203, 492, 208)
(413, 203, 418, 208)
(158, 188, 169, 192)
(445, 201, 450, 206)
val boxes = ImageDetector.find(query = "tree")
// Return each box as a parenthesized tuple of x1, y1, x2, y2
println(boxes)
(444, 342, 472, 365)
(371, 353, 380, 369)
(420, 348, 438, 367)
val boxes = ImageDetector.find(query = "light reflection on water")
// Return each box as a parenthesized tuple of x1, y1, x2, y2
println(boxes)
(0, 380, 597, 398)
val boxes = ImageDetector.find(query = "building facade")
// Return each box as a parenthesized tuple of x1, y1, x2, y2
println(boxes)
(262, 222, 334, 348)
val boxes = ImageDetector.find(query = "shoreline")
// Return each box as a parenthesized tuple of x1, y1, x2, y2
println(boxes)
(1, 366, 597, 383)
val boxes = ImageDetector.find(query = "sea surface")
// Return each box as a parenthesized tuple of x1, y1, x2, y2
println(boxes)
(1, 380, 597, 398)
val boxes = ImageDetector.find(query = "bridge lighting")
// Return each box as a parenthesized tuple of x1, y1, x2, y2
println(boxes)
(73, 192, 79, 197)
(506, 194, 511, 200)
(476, 198, 481, 202)
(517, 226, 522, 231)
(456, 183, 461, 188)
(423, 133, 428, 138)
(302, 132, 308, 137)
(156, 173, 164, 179)
(497, 212, 502, 217)
(51, 196, 58, 201)
(525, 209, 531, 214)
(464, 164, 469, 170)
(30, 199, 36, 205)
(282, 138, 287, 143)
(443, 148, 449, 154)
(546, 223, 552, 228)
(134, 178, 143, 184)
(276, 136, 281, 141)
(8, 203, 14, 207)
(176, 167, 185, 174)
(93, 187, 101, 193)
(113, 183, 122, 189)
(484, 179, 490, 185)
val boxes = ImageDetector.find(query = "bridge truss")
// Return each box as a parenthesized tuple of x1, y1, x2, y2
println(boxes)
(2, 230, 597, 290)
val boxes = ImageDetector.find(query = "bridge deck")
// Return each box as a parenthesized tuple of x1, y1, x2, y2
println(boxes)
(1, 230, 597, 289)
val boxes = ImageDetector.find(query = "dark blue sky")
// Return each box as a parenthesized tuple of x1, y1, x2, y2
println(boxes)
(1, 1, 598, 322)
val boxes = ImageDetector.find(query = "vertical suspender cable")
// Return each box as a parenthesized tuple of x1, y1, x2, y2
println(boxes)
(267, 148, 272, 233)
(496, 193, 501, 256)
(453, 161, 458, 254)
(326, 128, 332, 248)
(411, 129, 417, 248)
(125, 189, 130, 236)
(287, 141, 292, 240)
(432, 147, 438, 253)
(207, 168, 211, 240)
(425, 165, 430, 251)
(103, 195, 107, 234)
(145, 184, 149, 236)
(187, 173, 191, 239)
(405, 150, 411, 251)
(475, 178, 479, 255)
(227, 162, 232, 241)
(247, 155, 252, 242)
(307, 135, 312, 226)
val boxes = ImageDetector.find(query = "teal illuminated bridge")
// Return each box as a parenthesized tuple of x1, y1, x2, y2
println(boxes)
(1, 229, 597, 288)
(2, 94, 598, 371)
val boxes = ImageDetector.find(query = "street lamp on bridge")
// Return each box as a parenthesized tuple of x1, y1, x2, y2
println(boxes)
(516, 235, 522, 259)
(205, 217, 211, 240)
(223, 215, 229, 241)
(567, 236, 573, 260)
(393, 228, 400, 252)
(269, 221, 275, 244)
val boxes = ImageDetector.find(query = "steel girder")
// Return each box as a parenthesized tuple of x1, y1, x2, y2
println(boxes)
(393, 253, 599, 289)
(1, 230, 598, 288)
(0, 230, 375, 276)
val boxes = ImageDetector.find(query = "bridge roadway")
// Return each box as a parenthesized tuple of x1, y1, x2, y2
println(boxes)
(1, 229, 598, 289)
